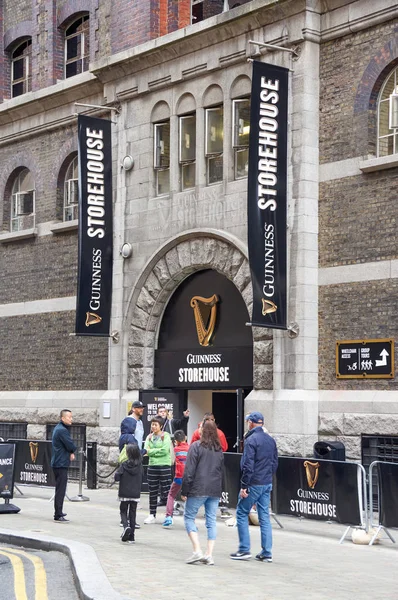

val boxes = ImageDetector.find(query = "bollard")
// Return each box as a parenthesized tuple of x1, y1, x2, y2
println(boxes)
(70, 447, 90, 502)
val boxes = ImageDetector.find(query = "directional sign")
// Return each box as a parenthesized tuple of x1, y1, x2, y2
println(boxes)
(336, 339, 394, 379)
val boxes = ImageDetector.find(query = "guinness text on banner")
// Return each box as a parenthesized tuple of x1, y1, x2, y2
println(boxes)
(247, 61, 288, 329)
(76, 115, 113, 336)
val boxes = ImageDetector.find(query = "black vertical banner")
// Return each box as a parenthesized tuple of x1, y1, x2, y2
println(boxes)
(0, 443, 16, 499)
(76, 115, 113, 336)
(247, 61, 288, 329)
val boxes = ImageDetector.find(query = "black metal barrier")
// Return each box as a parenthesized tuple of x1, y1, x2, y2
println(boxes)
(0, 442, 20, 513)
(368, 461, 398, 545)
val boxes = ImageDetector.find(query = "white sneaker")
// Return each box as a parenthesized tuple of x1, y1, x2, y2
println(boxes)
(186, 551, 204, 564)
(144, 515, 156, 524)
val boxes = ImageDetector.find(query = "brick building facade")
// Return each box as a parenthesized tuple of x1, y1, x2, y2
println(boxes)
(0, 0, 398, 476)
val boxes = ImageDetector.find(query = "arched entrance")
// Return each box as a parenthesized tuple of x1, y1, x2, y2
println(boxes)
(155, 268, 253, 448)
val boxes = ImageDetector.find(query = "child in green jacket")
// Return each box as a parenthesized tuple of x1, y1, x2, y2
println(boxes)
(144, 416, 172, 523)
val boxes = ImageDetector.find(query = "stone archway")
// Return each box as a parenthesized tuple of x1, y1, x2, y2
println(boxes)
(126, 234, 273, 391)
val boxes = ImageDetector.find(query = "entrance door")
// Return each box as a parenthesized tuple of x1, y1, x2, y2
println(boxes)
(212, 392, 238, 452)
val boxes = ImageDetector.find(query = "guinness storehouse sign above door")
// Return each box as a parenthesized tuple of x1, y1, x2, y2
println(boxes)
(155, 270, 253, 389)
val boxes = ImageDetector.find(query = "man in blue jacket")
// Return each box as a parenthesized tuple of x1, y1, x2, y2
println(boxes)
(51, 409, 77, 522)
(230, 412, 278, 562)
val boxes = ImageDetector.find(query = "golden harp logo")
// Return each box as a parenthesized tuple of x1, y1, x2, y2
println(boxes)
(190, 294, 219, 347)
(29, 442, 39, 464)
(262, 299, 277, 316)
(85, 312, 102, 327)
(303, 461, 320, 489)
(0, 473, 3, 479)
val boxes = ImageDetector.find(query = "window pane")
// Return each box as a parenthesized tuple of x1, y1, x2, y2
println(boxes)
(20, 170, 34, 192)
(180, 115, 196, 162)
(182, 162, 195, 190)
(67, 35, 79, 60)
(207, 155, 223, 184)
(66, 62, 78, 78)
(235, 148, 249, 179)
(381, 72, 396, 101)
(155, 122, 170, 168)
(234, 100, 250, 146)
(156, 169, 170, 196)
(206, 107, 223, 154)
(379, 100, 390, 137)
(13, 58, 24, 81)
(12, 82, 24, 97)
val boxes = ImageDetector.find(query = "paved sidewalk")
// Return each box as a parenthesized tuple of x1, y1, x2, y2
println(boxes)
(0, 483, 396, 600)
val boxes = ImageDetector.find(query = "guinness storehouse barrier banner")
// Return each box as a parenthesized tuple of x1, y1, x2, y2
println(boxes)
(76, 115, 113, 336)
(247, 61, 288, 329)
(377, 462, 398, 529)
(274, 457, 364, 526)
(222, 452, 242, 509)
(0, 443, 16, 499)
(8, 440, 55, 487)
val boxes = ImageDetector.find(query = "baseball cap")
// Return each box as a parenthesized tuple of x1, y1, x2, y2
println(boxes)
(245, 411, 264, 424)
(132, 400, 144, 408)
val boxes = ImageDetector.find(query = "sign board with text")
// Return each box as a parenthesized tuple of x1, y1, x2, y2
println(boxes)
(336, 339, 394, 379)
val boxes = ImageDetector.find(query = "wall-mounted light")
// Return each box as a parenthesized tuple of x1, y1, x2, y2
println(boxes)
(120, 242, 133, 259)
(121, 155, 134, 171)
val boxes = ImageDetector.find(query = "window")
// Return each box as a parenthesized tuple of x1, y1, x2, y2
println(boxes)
(205, 106, 223, 185)
(65, 15, 89, 79)
(11, 169, 35, 232)
(64, 156, 78, 221)
(377, 67, 398, 157)
(0, 423, 27, 441)
(233, 98, 250, 179)
(11, 39, 32, 98)
(154, 121, 170, 196)
(179, 114, 196, 190)
(192, 0, 204, 23)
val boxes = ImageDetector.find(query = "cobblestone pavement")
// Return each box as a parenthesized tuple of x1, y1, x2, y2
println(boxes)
(0, 484, 396, 600)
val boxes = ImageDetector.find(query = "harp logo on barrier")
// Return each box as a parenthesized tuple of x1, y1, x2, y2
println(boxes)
(303, 460, 320, 489)
(190, 294, 219, 347)
(29, 442, 39, 464)
(85, 312, 102, 327)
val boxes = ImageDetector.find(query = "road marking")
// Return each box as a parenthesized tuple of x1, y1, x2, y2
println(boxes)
(5, 547, 49, 600)
(0, 549, 28, 600)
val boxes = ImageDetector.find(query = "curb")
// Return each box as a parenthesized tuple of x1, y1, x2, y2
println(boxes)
(0, 528, 132, 600)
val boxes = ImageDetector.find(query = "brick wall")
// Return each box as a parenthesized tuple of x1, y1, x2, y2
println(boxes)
(0, 233, 78, 304)
(4, 0, 32, 30)
(0, 311, 108, 390)
(319, 168, 398, 268)
(320, 20, 398, 163)
(319, 280, 398, 390)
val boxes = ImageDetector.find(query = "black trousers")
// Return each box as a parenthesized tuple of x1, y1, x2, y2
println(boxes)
(120, 501, 138, 540)
(53, 467, 68, 519)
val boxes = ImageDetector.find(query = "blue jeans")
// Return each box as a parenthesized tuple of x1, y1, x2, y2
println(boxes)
(184, 496, 219, 540)
(236, 484, 272, 555)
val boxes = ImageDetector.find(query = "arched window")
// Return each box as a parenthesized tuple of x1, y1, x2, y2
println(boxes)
(11, 39, 32, 98)
(11, 169, 35, 232)
(64, 156, 78, 221)
(65, 15, 89, 78)
(377, 66, 398, 157)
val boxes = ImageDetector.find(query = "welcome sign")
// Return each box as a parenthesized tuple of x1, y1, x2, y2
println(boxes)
(247, 61, 288, 329)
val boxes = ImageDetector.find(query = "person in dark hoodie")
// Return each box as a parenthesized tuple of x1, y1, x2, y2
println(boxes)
(51, 409, 77, 522)
(114, 444, 143, 544)
(119, 400, 145, 451)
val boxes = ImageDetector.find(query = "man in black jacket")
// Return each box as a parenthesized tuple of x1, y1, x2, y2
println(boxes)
(51, 409, 77, 522)
(230, 412, 278, 562)
(157, 405, 190, 436)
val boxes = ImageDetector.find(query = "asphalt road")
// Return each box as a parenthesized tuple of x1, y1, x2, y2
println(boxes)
(0, 543, 80, 600)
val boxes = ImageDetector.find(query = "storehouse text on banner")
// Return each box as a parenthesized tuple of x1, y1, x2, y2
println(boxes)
(247, 61, 288, 329)
(76, 115, 113, 336)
